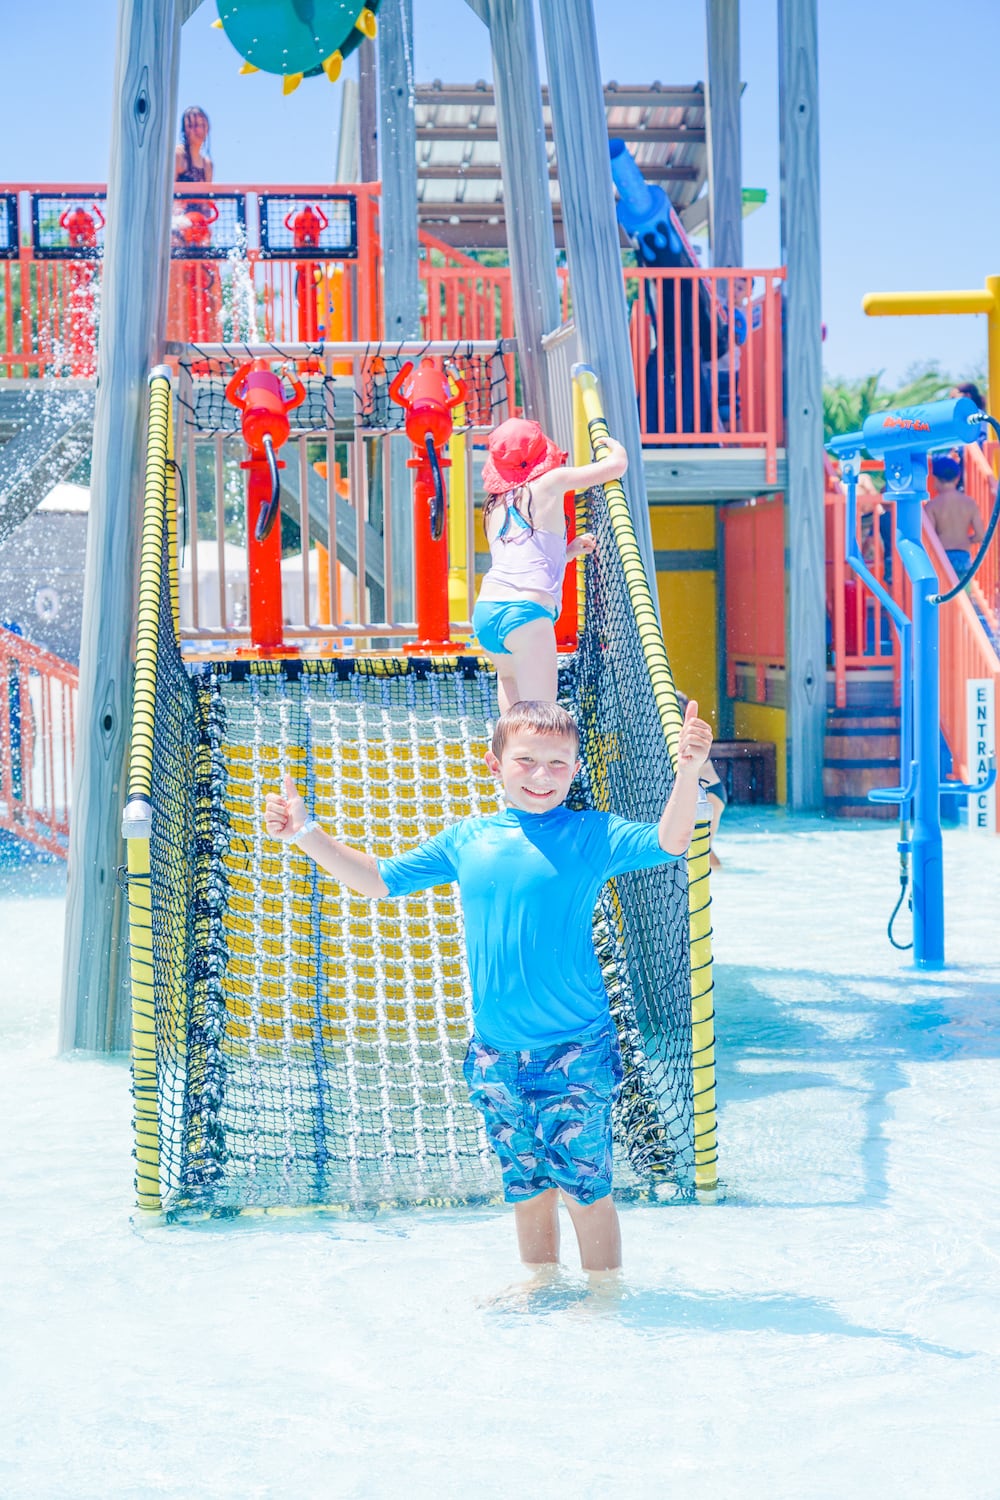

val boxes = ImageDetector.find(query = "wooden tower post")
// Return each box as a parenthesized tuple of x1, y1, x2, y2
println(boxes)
(536, 0, 656, 591)
(706, 0, 744, 270)
(485, 0, 562, 432)
(60, 0, 202, 1053)
(378, 0, 419, 619)
(377, 0, 419, 342)
(778, 0, 825, 808)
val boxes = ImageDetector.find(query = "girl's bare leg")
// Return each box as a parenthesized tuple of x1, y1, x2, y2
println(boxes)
(495, 666, 521, 716)
(560, 1192, 622, 1271)
(513, 1188, 561, 1265)
(499, 617, 559, 705)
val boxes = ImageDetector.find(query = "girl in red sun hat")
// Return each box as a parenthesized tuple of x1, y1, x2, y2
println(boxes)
(473, 418, 628, 710)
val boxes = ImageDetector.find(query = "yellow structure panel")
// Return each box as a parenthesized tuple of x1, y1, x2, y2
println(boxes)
(734, 702, 787, 804)
(651, 505, 719, 727)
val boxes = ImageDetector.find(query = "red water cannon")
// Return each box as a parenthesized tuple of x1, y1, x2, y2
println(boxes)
(285, 203, 329, 250)
(178, 198, 219, 250)
(59, 202, 105, 250)
(176, 200, 220, 342)
(388, 358, 467, 651)
(286, 204, 329, 345)
(225, 359, 307, 653)
(59, 204, 105, 376)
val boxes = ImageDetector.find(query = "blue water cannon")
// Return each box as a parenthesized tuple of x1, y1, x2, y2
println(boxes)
(608, 138, 684, 260)
(828, 397, 996, 968)
(862, 396, 979, 457)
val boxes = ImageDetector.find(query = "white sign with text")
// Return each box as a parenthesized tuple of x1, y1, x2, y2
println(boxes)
(966, 679, 996, 834)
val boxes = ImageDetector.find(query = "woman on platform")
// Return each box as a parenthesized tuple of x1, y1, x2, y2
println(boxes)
(175, 106, 214, 184)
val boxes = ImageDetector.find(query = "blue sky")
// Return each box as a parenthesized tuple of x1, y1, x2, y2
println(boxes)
(6, 0, 998, 384)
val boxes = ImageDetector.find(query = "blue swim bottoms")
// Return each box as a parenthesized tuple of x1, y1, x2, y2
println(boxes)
(946, 548, 971, 577)
(463, 1029, 623, 1205)
(471, 598, 558, 656)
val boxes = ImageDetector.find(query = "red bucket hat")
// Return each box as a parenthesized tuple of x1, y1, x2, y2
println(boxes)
(481, 418, 568, 495)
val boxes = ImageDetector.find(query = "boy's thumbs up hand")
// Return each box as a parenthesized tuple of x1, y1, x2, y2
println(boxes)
(677, 697, 713, 774)
(264, 773, 308, 841)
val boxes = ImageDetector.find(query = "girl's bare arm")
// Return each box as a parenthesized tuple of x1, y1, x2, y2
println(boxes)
(533, 439, 629, 503)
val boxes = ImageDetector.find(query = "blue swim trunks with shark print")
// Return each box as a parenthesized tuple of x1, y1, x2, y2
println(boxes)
(463, 1029, 623, 1205)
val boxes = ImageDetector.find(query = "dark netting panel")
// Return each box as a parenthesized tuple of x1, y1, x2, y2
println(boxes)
(564, 483, 695, 1188)
(146, 503, 230, 1206)
(0, 195, 18, 259)
(31, 194, 107, 259)
(150, 652, 693, 1217)
(170, 194, 247, 259)
(258, 195, 357, 259)
(174, 341, 511, 439)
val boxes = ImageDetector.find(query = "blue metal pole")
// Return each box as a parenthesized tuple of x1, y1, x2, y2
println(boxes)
(894, 489, 944, 968)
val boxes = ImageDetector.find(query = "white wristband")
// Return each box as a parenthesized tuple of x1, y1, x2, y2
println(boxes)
(290, 818, 321, 846)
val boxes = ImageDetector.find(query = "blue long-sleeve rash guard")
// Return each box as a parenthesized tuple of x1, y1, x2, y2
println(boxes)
(378, 804, 679, 1050)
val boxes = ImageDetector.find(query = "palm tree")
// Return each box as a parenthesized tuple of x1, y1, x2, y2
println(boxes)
(823, 365, 955, 440)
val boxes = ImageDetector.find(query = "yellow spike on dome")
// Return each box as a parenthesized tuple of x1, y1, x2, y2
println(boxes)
(283, 72, 304, 95)
(323, 51, 344, 83)
(356, 8, 378, 38)
(211, 16, 223, 28)
(239, 61, 260, 74)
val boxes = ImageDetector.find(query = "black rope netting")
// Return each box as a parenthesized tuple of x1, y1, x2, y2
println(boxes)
(174, 340, 511, 440)
(141, 466, 696, 1219)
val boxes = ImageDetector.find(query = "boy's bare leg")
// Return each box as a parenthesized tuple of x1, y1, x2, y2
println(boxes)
(560, 1192, 622, 1272)
(513, 1188, 561, 1265)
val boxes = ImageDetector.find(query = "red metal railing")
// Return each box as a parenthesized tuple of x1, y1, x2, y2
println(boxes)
(962, 440, 999, 633)
(825, 456, 905, 709)
(0, 625, 78, 859)
(1, 183, 786, 462)
(922, 522, 1000, 787)
(626, 265, 785, 479)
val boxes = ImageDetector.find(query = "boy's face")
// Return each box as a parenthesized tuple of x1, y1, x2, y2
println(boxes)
(485, 730, 580, 814)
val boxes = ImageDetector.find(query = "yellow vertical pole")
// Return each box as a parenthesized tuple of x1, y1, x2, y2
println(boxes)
(986, 276, 1000, 432)
(125, 367, 173, 1213)
(316, 542, 332, 625)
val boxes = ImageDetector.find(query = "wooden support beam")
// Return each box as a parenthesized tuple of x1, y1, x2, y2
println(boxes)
(378, 0, 420, 619)
(705, 0, 744, 267)
(418, 83, 707, 110)
(486, 0, 561, 429)
(537, 0, 657, 596)
(778, 0, 825, 809)
(60, 0, 185, 1053)
(358, 39, 379, 182)
(417, 162, 699, 183)
(378, 0, 419, 341)
(416, 123, 706, 145)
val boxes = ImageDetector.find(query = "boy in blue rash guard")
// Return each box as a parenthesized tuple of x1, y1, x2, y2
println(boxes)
(263, 698, 714, 1274)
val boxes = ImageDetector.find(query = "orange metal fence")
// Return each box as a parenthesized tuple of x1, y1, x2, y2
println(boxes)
(825, 457, 905, 709)
(0, 625, 78, 859)
(1, 183, 786, 460)
(962, 440, 999, 633)
(626, 265, 785, 479)
(922, 521, 1000, 787)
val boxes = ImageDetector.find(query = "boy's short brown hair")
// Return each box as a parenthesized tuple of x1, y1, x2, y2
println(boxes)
(491, 701, 580, 759)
